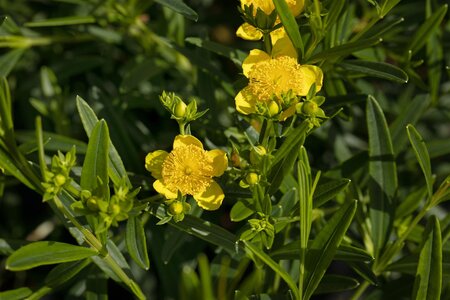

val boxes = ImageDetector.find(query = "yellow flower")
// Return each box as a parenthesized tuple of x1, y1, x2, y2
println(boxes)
(235, 42, 323, 120)
(236, 0, 304, 41)
(145, 135, 228, 210)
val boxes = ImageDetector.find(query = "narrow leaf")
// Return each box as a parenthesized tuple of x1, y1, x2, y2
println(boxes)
(412, 216, 442, 300)
(314, 275, 359, 294)
(271, 121, 308, 167)
(313, 178, 351, 208)
(80, 120, 109, 196)
(45, 259, 91, 287)
(273, 0, 304, 58)
(339, 60, 408, 83)
(76, 96, 131, 188)
(0, 49, 25, 77)
(0, 147, 36, 191)
(6, 241, 97, 271)
(24, 16, 95, 27)
(154, 0, 198, 21)
(367, 96, 397, 258)
(185, 37, 247, 67)
(0, 287, 32, 300)
(126, 216, 150, 270)
(406, 4, 447, 56)
(407, 124, 433, 198)
(304, 200, 357, 299)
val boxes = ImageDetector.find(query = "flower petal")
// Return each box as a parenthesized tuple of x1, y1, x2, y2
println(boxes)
(194, 181, 224, 210)
(235, 88, 257, 115)
(236, 23, 263, 41)
(242, 49, 271, 77)
(290, 0, 305, 17)
(173, 135, 203, 149)
(271, 30, 297, 59)
(145, 150, 168, 179)
(298, 65, 324, 94)
(153, 180, 177, 199)
(206, 149, 228, 177)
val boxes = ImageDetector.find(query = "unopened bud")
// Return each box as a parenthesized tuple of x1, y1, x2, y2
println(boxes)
(246, 172, 260, 185)
(169, 201, 184, 215)
(174, 101, 187, 118)
(302, 101, 319, 115)
(268, 101, 279, 117)
(54, 174, 66, 186)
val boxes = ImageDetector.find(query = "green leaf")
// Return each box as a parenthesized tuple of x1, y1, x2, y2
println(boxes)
(243, 241, 299, 299)
(366, 96, 397, 258)
(80, 120, 109, 196)
(24, 16, 96, 27)
(6, 241, 97, 271)
(339, 60, 408, 83)
(314, 275, 359, 294)
(185, 37, 247, 67)
(45, 259, 91, 287)
(407, 124, 433, 198)
(386, 250, 450, 278)
(0, 77, 13, 133)
(358, 17, 404, 40)
(76, 96, 131, 188)
(0, 287, 32, 300)
(390, 94, 430, 155)
(379, 0, 402, 18)
(349, 261, 378, 285)
(86, 272, 108, 300)
(271, 121, 308, 167)
(303, 200, 357, 300)
(0, 239, 26, 255)
(0, 147, 36, 191)
(15, 130, 88, 153)
(273, 0, 304, 58)
(323, 0, 346, 31)
(120, 59, 167, 93)
(230, 200, 253, 222)
(268, 145, 300, 195)
(154, 0, 198, 21)
(313, 178, 351, 208)
(406, 4, 448, 56)
(412, 216, 442, 300)
(126, 216, 150, 270)
(307, 37, 382, 64)
(0, 49, 25, 77)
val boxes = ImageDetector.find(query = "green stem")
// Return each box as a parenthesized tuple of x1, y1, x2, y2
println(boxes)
(178, 121, 185, 135)
(263, 32, 272, 54)
(350, 281, 370, 300)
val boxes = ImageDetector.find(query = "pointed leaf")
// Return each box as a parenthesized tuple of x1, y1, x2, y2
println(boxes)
(273, 0, 304, 58)
(313, 178, 351, 207)
(412, 216, 442, 300)
(304, 200, 357, 299)
(126, 216, 150, 270)
(407, 124, 433, 198)
(271, 121, 308, 167)
(339, 60, 408, 83)
(45, 259, 91, 287)
(314, 275, 359, 294)
(0, 49, 25, 77)
(367, 96, 397, 258)
(6, 241, 97, 271)
(81, 120, 109, 195)
(0, 287, 32, 300)
(76, 96, 131, 188)
(154, 0, 198, 21)
(24, 16, 95, 27)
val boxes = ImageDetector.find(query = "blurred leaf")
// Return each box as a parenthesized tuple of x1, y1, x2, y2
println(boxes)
(120, 59, 168, 93)
(323, 0, 346, 31)
(45, 259, 91, 287)
(412, 216, 442, 300)
(272, 188, 297, 217)
(390, 94, 430, 155)
(154, 0, 198, 21)
(86, 272, 108, 300)
(80, 120, 109, 196)
(76, 96, 131, 188)
(307, 38, 382, 64)
(367, 96, 397, 258)
(339, 60, 408, 83)
(24, 16, 95, 27)
(126, 216, 150, 270)
(230, 200, 253, 222)
(349, 261, 378, 285)
(304, 200, 358, 299)
(406, 4, 448, 56)
(6, 241, 97, 271)
(0, 239, 26, 255)
(16, 130, 88, 154)
(185, 37, 247, 66)
(273, 0, 304, 58)
(386, 250, 450, 278)
(0, 147, 36, 191)
(358, 17, 404, 40)
(313, 178, 351, 207)
(379, 0, 402, 18)
(0, 287, 32, 300)
(0, 77, 13, 133)
(314, 275, 359, 294)
(198, 254, 214, 300)
(0, 49, 25, 77)
(243, 240, 299, 299)
(407, 124, 433, 198)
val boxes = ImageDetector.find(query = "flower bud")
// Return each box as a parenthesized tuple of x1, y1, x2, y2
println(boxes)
(246, 172, 260, 185)
(54, 174, 66, 187)
(173, 101, 187, 118)
(250, 145, 267, 165)
(169, 201, 184, 215)
(302, 101, 319, 115)
(268, 100, 279, 117)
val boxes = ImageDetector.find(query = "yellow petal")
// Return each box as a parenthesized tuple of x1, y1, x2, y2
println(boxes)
(290, 0, 305, 17)
(145, 150, 168, 179)
(153, 180, 177, 199)
(242, 49, 271, 77)
(206, 149, 228, 177)
(271, 32, 297, 59)
(235, 88, 256, 115)
(194, 181, 224, 210)
(236, 23, 263, 41)
(173, 135, 203, 149)
(298, 65, 324, 94)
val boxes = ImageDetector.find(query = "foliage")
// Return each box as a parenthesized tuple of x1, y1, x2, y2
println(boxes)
(0, 0, 449, 299)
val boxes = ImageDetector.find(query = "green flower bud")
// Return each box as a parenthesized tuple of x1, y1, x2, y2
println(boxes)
(87, 197, 98, 211)
(111, 204, 121, 215)
(250, 145, 267, 165)
(268, 100, 279, 117)
(302, 101, 319, 115)
(246, 172, 260, 185)
(81, 190, 92, 201)
(174, 101, 187, 118)
(169, 201, 184, 215)
(54, 174, 66, 187)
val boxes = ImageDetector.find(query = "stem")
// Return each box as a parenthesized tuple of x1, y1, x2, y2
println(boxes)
(350, 281, 370, 300)
(178, 121, 185, 135)
(263, 32, 272, 54)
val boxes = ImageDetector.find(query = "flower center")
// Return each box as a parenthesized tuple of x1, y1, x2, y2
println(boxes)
(247, 56, 303, 102)
(161, 144, 213, 195)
